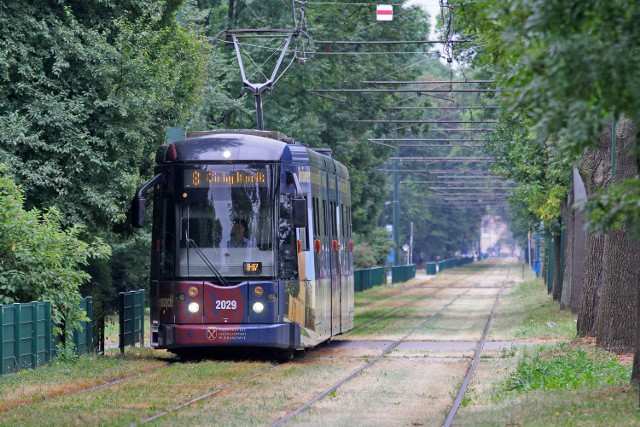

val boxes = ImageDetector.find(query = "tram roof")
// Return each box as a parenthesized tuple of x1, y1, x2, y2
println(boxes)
(158, 130, 349, 179)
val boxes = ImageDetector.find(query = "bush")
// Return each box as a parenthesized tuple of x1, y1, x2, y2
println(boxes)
(0, 168, 110, 344)
(354, 227, 394, 269)
(500, 343, 630, 395)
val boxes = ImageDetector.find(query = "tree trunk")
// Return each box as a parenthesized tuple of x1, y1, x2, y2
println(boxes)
(560, 197, 573, 310)
(570, 167, 587, 314)
(595, 116, 639, 354)
(551, 227, 563, 301)
(577, 122, 611, 337)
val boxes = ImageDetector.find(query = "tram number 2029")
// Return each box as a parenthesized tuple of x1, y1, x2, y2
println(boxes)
(215, 300, 237, 310)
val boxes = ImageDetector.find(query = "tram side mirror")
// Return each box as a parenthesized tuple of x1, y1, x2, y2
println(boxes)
(292, 197, 308, 228)
(131, 197, 146, 228)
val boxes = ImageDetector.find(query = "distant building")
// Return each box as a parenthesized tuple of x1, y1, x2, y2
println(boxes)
(480, 215, 520, 257)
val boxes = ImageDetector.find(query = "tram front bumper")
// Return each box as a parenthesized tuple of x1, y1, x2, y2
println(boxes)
(152, 322, 301, 350)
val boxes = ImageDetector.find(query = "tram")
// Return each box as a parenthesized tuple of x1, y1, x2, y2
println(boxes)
(132, 130, 354, 357)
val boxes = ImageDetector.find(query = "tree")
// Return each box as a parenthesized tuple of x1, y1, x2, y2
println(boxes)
(0, 168, 110, 346)
(455, 0, 640, 383)
(0, 1, 207, 231)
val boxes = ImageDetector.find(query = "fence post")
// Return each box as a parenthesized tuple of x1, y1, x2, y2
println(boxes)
(31, 302, 38, 368)
(86, 297, 93, 354)
(14, 303, 20, 371)
(119, 292, 125, 354)
(44, 301, 51, 364)
(140, 291, 144, 348)
(0, 305, 4, 374)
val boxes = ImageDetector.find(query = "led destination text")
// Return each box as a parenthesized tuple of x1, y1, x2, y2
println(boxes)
(185, 170, 267, 188)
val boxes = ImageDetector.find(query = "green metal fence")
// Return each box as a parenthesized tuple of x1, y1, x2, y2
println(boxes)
(71, 297, 93, 357)
(119, 289, 145, 353)
(354, 267, 386, 292)
(426, 262, 437, 275)
(426, 257, 475, 276)
(1, 298, 94, 375)
(0, 301, 52, 374)
(391, 264, 416, 283)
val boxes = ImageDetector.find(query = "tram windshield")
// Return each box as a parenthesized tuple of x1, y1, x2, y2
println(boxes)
(175, 164, 277, 278)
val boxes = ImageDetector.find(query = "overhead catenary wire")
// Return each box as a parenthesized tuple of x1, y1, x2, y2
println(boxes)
(308, 88, 498, 93)
(351, 120, 497, 123)
(359, 80, 494, 84)
(389, 157, 494, 162)
(396, 144, 485, 148)
(391, 106, 499, 110)
(369, 138, 489, 141)
(312, 40, 471, 45)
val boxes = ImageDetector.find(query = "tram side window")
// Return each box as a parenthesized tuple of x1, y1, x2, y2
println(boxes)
(312, 197, 318, 237)
(322, 200, 328, 237)
(340, 203, 345, 238)
(331, 201, 338, 237)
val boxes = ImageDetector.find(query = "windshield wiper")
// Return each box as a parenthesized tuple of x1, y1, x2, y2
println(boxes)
(186, 238, 231, 287)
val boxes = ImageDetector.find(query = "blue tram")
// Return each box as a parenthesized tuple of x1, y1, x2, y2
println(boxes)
(132, 130, 354, 357)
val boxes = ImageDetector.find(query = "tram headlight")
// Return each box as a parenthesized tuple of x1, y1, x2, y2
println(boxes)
(252, 302, 265, 314)
(188, 302, 200, 313)
(253, 285, 264, 297)
(187, 286, 199, 297)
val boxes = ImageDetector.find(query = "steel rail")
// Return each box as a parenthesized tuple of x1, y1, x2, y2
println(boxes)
(271, 270, 496, 427)
(129, 265, 498, 426)
(134, 366, 279, 426)
(340, 272, 482, 337)
(0, 364, 170, 414)
(443, 266, 512, 427)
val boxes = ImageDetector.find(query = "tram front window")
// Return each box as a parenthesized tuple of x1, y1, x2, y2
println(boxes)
(176, 164, 276, 278)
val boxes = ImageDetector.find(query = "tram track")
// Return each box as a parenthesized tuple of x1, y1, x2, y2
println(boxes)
(129, 262, 512, 426)
(342, 267, 498, 337)
(268, 264, 512, 426)
(114, 264, 504, 426)
(442, 265, 512, 427)
(271, 279, 484, 426)
(0, 261, 518, 426)
(126, 274, 483, 424)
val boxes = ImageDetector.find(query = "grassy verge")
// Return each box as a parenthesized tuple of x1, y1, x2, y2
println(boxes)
(489, 277, 577, 341)
(458, 273, 637, 426)
(0, 348, 172, 412)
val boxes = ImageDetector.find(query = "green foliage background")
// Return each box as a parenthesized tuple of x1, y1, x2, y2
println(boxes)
(0, 0, 492, 338)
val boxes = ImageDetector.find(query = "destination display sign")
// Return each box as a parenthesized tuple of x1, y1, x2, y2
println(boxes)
(184, 169, 267, 188)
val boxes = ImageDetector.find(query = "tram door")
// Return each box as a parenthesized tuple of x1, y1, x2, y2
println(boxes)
(328, 174, 342, 335)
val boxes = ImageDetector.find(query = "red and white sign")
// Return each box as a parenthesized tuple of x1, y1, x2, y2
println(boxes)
(376, 4, 393, 21)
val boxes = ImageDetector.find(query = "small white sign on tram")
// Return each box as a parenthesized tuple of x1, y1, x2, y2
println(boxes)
(376, 4, 393, 21)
